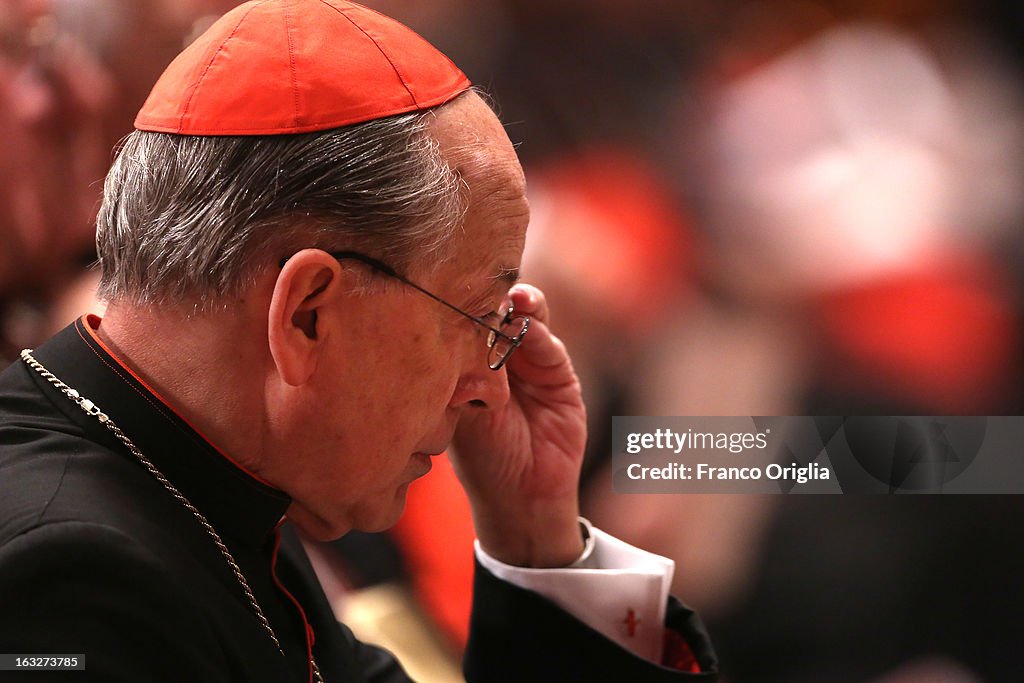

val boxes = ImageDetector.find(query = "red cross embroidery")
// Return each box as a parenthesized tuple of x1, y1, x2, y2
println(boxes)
(623, 608, 640, 637)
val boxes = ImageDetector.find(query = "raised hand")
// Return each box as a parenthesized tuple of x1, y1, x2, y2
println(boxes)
(450, 284, 588, 567)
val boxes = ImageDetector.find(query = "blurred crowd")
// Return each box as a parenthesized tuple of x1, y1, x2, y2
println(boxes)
(3, 1, 1023, 681)
(0, 0, 244, 355)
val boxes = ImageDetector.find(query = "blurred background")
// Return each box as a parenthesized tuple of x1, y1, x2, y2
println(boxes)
(2, 1, 1022, 681)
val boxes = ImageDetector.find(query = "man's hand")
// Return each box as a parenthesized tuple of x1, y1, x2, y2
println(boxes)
(450, 284, 588, 568)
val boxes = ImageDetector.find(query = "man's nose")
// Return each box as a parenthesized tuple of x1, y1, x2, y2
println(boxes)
(449, 362, 511, 412)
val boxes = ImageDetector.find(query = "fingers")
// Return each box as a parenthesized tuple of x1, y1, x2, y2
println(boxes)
(513, 317, 566, 369)
(509, 284, 550, 327)
(504, 283, 577, 385)
(507, 284, 562, 367)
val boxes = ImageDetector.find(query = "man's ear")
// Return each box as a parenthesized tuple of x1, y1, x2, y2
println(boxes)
(268, 249, 345, 386)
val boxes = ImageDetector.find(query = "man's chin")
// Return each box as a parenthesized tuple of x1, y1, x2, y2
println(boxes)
(285, 488, 410, 541)
(353, 482, 413, 534)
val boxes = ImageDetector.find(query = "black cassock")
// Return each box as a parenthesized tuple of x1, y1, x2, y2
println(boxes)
(0, 317, 717, 682)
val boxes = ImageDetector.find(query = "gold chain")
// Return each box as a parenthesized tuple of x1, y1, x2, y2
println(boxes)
(20, 349, 325, 683)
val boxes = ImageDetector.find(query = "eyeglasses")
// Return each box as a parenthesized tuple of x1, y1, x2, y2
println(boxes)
(280, 250, 529, 370)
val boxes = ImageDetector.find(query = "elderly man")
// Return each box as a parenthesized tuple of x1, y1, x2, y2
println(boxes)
(0, 1, 715, 681)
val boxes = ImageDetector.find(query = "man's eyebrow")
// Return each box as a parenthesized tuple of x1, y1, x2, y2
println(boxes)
(491, 266, 520, 286)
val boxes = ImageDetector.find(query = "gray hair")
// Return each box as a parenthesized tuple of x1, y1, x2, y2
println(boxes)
(95, 105, 468, 308)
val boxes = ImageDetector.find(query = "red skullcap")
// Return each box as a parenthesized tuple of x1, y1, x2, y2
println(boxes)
(135, 0, 471, 135)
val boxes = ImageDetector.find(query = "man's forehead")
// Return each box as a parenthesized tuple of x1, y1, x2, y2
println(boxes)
(438, 223, 525, 303)
(431, 93, 522, 176)
(424, 92, 528, 297)
(458, 231, 525, 290)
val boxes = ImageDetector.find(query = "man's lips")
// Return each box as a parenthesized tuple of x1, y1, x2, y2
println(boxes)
(411, 451, 435, 476)
(409, 442, 450, 476)
(415, 438, 452, 458)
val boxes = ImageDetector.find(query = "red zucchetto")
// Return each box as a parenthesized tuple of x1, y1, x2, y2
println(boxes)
(134, 0, 471, 136)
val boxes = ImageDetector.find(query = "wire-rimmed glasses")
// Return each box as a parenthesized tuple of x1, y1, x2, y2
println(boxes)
(280, 250, 529, 370)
